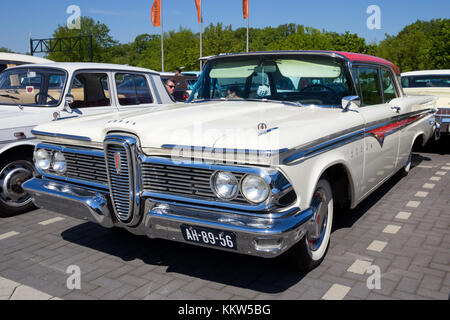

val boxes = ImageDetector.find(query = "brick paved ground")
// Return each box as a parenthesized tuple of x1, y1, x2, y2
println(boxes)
(0, 137, 449, 300)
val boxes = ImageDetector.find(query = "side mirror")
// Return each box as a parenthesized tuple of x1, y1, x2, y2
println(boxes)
(342, 96, 361, 112)
(64, 94, 74, 113)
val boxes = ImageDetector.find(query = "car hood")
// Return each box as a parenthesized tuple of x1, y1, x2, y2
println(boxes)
(34, 101, 365, 164)
(0, 106, 54, 130)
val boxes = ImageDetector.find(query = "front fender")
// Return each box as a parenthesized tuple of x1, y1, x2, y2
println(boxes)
(281, 144, 362, 210)
(0, 139, 39, 156)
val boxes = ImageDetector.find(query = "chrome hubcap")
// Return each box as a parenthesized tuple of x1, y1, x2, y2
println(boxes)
(0, 161, 34, 207)
(307, 188, 329, 251)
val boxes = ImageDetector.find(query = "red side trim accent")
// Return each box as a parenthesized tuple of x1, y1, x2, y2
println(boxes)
(368, 115, 422, 144)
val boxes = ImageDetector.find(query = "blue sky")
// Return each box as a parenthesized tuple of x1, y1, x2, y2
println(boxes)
(1, 0, 449, 54)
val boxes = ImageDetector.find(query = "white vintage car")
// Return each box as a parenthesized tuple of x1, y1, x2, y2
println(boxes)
(401, 70, 450, 135)
(23, 51, 436, 271)
(0, 63, 173, 216)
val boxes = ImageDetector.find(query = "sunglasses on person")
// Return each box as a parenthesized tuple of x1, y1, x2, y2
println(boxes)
(168, 85, 175, 89)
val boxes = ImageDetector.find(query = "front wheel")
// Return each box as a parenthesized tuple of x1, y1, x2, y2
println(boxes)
(287, 178, 334, 272)
(400, 151, 412, 177)
(0, 159, 36, 217)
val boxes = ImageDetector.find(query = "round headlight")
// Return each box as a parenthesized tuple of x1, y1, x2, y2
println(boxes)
(35, 149, 51, 171)
(212, 171, 239, 200)
(52, 151, 66, 174)
(241, 175, 270, 204)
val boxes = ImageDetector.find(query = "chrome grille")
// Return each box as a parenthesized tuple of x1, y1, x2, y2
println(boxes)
(105, 143, 133, 222)
(142, 162, 248, 203)
(62, 152, 108, 185)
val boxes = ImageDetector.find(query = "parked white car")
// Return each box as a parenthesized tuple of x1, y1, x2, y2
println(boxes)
(402, 70, 450, 135)
(0, 62, 173, 216)
(0, 52, 53, 73)
(24, 51, 436, 271)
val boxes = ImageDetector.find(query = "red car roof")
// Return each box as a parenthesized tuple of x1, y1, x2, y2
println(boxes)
(333, 51, 400, 74)
(209, 51, 401, 74)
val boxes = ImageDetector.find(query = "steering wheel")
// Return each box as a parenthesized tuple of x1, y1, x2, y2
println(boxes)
(300, 84, 339, 100)
(34, 92, 58, 105)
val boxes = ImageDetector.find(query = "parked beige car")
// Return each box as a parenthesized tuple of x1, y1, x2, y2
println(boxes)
(0, 52, 53, 73)
(402, 70, 450, 135)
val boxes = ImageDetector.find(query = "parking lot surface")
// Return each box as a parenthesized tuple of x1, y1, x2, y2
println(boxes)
(0, 138, 449, 300)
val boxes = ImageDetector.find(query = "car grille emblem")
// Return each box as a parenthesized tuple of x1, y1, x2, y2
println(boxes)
(114, 152, 122, 174)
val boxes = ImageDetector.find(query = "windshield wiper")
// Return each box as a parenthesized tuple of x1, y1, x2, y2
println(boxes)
(0, 94, 24, 110)
(243, 98, 304, 107)
(190, 98, 224, 104)
(0, 94, 19, 101)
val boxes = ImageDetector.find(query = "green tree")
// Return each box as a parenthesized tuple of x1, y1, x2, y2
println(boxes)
(46, 16, 117, 62)
(0, 47, 14, 53)
(376, 19, 449, 71)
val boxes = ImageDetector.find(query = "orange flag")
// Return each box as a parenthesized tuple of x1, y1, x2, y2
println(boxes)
(151, 0, 161, 27)
(195, 0, 202, 23)
(243, 0, 249, 19)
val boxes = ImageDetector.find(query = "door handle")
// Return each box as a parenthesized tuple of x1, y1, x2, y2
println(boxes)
(391, 106, 401, 113)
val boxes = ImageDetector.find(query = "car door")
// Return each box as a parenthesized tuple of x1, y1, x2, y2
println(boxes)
(353, 65, 400, 196)
(59, 70, 115, 119)
(114, 72, 155, 110)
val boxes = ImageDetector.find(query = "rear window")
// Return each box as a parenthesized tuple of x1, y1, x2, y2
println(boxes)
(402, 75, 450, 88)
(115, 73, 153, 105)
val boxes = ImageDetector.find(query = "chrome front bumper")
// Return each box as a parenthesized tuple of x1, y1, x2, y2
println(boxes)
(22, 178, 115, 228)
(23, 178, 313, 258)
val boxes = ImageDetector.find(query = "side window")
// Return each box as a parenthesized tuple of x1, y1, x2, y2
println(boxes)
(357, 67, 383, 106)
(381, 69, 397, 102)
(69, 73, 111, 108)
(115, 73, 153, 106)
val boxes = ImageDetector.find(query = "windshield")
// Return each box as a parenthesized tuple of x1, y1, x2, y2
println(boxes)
(0, 68, 67, 107)
(401, 75, 450, 88)
(188, 55, 355, 106)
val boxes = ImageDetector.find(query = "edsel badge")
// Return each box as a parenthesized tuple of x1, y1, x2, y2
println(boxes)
(258, 123, 268, 135)
(114, 152, 122, 174)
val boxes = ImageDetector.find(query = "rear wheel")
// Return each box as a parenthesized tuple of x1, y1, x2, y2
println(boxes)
(287, 179, 334, 272)
(0, 158, 36, 217)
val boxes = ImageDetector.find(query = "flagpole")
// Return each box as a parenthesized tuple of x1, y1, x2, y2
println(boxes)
(161, 0, 164, 72)
(246, 16, 249, 52)
(199, 0, 203, 70)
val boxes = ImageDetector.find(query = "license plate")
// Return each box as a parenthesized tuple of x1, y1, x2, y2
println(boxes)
(180, 225, 237, 250)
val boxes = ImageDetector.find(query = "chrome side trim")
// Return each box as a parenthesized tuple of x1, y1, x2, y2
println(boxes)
(32, 130, 92, 142)
(161, 144, 289, 156)
(282, 109, 434, 164)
